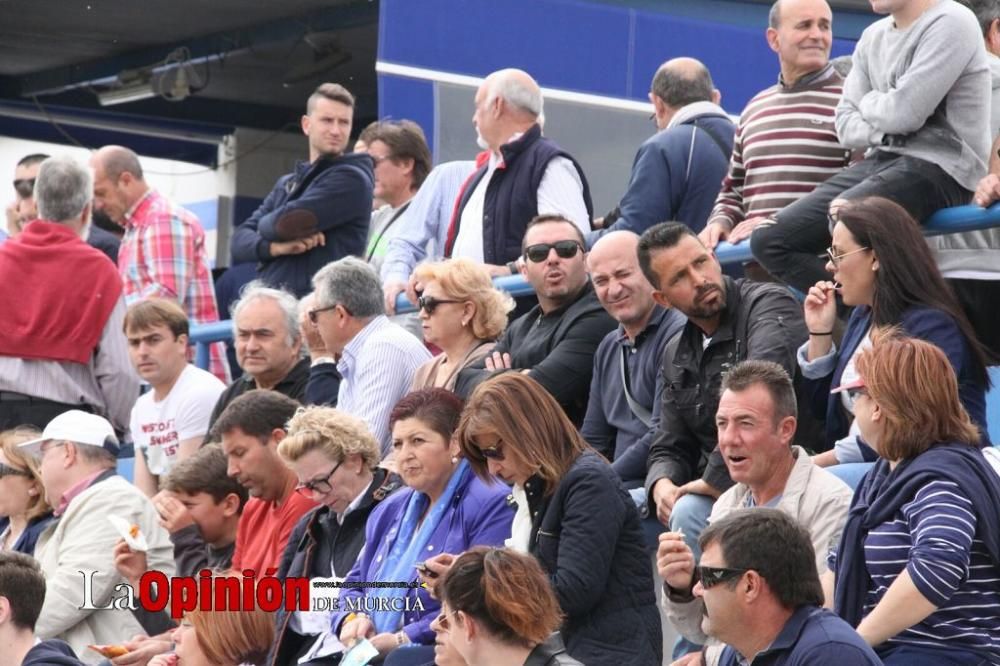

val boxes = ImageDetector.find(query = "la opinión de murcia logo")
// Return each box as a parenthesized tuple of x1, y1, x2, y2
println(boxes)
(78, 570, 426, 618)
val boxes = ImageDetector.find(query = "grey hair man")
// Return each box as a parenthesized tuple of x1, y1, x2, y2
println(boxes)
(311, 257, 430, 455)
(0, 155, 138, 432)
(19, 411, 173, 661)
(206, 281, 311, 433)
(442, 68, 593, 280)
(589, 58, 734, 245)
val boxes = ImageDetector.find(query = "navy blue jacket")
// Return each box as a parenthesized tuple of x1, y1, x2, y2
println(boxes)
(719, 606, 882, 666)
(804, 305, 990, 457)
(526, 450, 662, 665)
(10, 513, 54, 555)
(589, 107, 734, 246)
(581, 306, 686, 486)
(445, 124, 593, 265)
(22, 639, 86, 666)
(230, 152, 374, 297)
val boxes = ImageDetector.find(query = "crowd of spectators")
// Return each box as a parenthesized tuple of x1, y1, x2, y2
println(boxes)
(1, 0, 1000, 665)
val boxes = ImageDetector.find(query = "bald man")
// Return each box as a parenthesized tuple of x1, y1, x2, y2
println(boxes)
(588, 58, 734, 247)
(90, 145, 229, 382)
(441, 68, 592, 280)
(582, 230, 685, 494)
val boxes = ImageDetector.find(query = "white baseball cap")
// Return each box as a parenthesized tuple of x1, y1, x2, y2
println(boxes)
(19, 410, 120, 457)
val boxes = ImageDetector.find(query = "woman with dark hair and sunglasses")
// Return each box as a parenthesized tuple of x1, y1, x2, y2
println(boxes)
(0, 428, 53, 555)
(825, 333, 1000, 665)
(335, 388, 513, 666)
(799, 197, 991, 487)
(431, 547, 582, 666)
(268, 406, 401, 666)
(410, 258, 514, 391)
(454, 373, 661, 666)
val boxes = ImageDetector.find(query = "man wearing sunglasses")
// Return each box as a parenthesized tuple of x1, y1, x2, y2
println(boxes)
(669, 510, 880, 666)
(456, 215, 616, 425)
(657, 360, 852, 665)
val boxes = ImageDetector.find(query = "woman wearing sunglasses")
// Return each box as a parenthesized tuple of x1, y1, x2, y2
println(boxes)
(799, 197, 990, 487)
(411, 259, 514, 391)
(430, 547, 581, 666)
(269, 406, 401, 666)
(147, 605, 274, 666)
(336, 388, 513, 665)
(826, 333, 1000, 665)
(0, 427, 53, 555)
(456, 374, 661, 666)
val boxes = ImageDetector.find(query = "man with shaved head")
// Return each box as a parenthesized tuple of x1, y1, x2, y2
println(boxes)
(700, 0, 853, 252)
(90, 145, 228, 382)
(441, 68, 592, 281)
(590, 58, 734, 245)
(582, 230, 685, 493)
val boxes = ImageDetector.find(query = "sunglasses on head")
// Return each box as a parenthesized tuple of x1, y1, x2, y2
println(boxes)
(417, 295, 461, 315)
(696, 565, 749, 589)
(524, 240, 584, 263)
(13, 178, 35, 199)
(0, 462, 31, 479)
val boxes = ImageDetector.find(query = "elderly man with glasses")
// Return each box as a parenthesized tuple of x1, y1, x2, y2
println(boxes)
(309, 257, 430, 458)
(456, 214, 616, 426)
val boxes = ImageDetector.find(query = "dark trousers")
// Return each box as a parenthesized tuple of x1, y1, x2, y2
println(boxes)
(948, 278, 1000, 362)
(0, 394, 92, 431)
(751, 152, 971, 294)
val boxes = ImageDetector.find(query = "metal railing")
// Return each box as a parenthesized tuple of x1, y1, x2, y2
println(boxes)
(190, 202, 1000, 368)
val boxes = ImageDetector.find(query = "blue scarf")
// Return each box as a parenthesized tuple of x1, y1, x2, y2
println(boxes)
(833, 443, 1000, 628)
(369, 460, 470, 633)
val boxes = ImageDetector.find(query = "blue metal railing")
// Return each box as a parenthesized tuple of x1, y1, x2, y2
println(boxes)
(190, 203, 1000, 367)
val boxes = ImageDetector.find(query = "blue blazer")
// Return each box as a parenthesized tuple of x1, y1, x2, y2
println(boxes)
(805, 305, 989, 457)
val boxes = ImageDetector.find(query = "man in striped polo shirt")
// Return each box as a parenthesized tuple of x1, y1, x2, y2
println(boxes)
(700, 0, 853, 251)
(750, 0, 991, 295)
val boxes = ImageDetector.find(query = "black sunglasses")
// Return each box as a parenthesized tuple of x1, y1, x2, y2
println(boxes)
(524, 240, 584, 263)
(474, 439, 505, 461)
(296, 459, 343, 496)
(13, 178, 35, 199)
(417, 295, 461, 315)
(0, 462, 31, 479)
(696, 565, 749, 589)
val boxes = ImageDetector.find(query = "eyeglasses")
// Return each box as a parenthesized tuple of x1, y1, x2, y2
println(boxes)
(38, 441, 65, 457)
(308, 303, 347, 324)
(417, 295, 462, 315)
(370, 154, 393, 166)
(434, 609, 459, 631)
(474, 439, 505, 461)
(13, 178, 35, 199)
(696, 565, 749, 589)
(0, 462, 30, 479)
(846, 387, 868, 402)
(524, 240, 584, 263)
(825, 246, 870, 268)
(296, 460, 343, 496)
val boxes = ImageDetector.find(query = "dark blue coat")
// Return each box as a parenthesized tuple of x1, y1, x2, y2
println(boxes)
(525, 450, 662, 665)
(804, 305, 990, 457)
(589, 106, 734, 245)
(230, 152, 374, 297)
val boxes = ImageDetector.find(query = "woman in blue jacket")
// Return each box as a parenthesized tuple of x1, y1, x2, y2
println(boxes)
(0, 429, 53, 555)
(335, 388, 513, 665)
(456, 374, 662, 666)
(799, 197, 991, 486)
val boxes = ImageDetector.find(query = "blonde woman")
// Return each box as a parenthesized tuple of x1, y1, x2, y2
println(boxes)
(411, 258, 514, 390)
(270, 406, 401, 666)
(0, 428, 52, 555)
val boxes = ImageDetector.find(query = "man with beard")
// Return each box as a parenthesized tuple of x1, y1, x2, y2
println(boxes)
(456, 214, 616, 424)
(637, 223, 806, 558)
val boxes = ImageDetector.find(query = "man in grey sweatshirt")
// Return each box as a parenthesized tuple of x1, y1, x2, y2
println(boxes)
(750, 0, 991, 295)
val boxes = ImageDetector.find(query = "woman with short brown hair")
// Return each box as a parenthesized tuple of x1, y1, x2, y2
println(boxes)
(455, 373, 661, 665)
(828, 332, 1000, 665)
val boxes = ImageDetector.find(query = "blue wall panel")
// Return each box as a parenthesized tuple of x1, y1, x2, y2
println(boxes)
(378, 75, 437, 155)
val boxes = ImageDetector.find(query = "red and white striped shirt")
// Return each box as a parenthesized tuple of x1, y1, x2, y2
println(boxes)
(708, 64, 853, 230)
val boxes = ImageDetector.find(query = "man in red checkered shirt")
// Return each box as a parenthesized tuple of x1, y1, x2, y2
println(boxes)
(90, 145, 229, 383)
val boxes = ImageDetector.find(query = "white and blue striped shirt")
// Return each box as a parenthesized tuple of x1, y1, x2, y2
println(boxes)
(337, 315, 431, 457)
